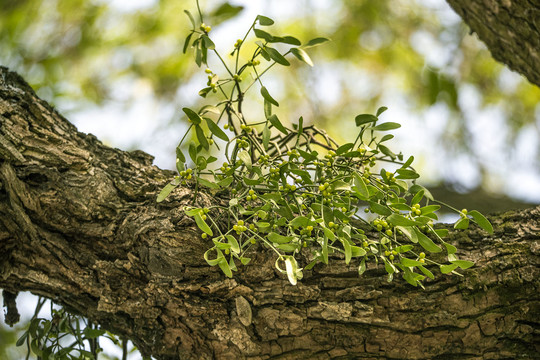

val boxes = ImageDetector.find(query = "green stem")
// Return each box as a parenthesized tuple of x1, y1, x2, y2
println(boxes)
(196, 0, 203, 23)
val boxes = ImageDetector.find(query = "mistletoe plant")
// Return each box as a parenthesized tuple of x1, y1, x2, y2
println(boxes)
(157, 4, 494, 287)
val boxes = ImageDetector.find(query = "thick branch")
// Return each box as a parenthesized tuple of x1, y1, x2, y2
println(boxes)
(1, 67, 539, 359)
(446, 0, 540, 87)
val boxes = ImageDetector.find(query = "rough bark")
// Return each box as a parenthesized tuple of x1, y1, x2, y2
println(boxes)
(446, 0, 540, 87)
(1, 67, 539, 359)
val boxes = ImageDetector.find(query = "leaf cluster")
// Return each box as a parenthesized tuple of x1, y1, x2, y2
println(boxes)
(158, 8, 493, 286)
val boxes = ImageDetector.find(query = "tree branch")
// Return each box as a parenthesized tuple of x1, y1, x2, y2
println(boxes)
(446, 0, 540, 87)
(1, 66, 539, 359)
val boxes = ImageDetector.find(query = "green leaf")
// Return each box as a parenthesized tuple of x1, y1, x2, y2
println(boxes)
(358, 259, 367, 275)
(30, 338, 42, 357)
(257, 210, 268, 220)
(434, 228, 449, 238)
(272, 35, 301, 46)
(240, 257, 251, 265)
(176, 144, 186, 163)
(403, 269, 425, 287)
(218, 257, 233, 278)
(418, 265, 434, 279)
(204, 248, 223, 266)
(183, 32, 193, 54)
(265, 46, 290, 65)
(268, 114, 288, 134)
(16, 332, 28, 347)
(376, 106, 388, 116)
(378, 144, 396, 159)
(322, 226, 336, 241)
(237, 150, 252, 170)
(254, 28, 274, 42)
(443, 242, 457, 254)
(284, 256, 299, 285)
(298, 149, 317, 162)
(450, 260, 474, 269)
(353, 173, 369, 200)
(400, 258, 423, 267)
(83, 328, 106, 339)
(157, 182, 177, 202)
(396, 168, 419, 179)
(468, 210, 493, 234)
(410, 189, 424, 206)
(372, 122, 401, 131)
(402, 155, 414, 168)
(255, 222, 270, 233)
(186, 209, 202, 218)
(387, 214, 420, 226)
(331, 180, 351, 191)
(440, 263, 459, 274)
(229, 255, 237, 271)
(303, 37, 330, 47)
(341, 238, 352, 264)
(351, 246, 366, 257)
(355, 114, 378, 126)
(217, 176, 233, 187)
(277, 243, 298, 252)
(195, 43, 202, 66)
(262, 124, 270, 150)
(195, 125, 209, 150)
(204, 117, 229, 141)
(321, 237, 329, 264)
(260, 192, 283, 202)
(290, 216, 310, 227)
(194, 212, 213, 235)
(413, 227, 441, 253)
(198, 86, 211, 98)
(184, 10, 196, 28)
(261, 86, 279, 106)
(199, 105, 221, 115)
(336, 143, 354, 155)
(282, 36, 301, 46)
(197, 177, 220, 189)
(202, 35, 215, 50)
(268, 232, 295, 244)
(290, 48, 313, 66)
(256, 15, 275, 26)
(225, 235, 240, 254)
(454, 217, 469, 230)
(369, 201, 392, 216)
(420, 205, 440, 215)
(211, 3, 244, 22)
(244, 177, 261, 186)
(410, 184, 434, 201)
(397, 226, 417, 243)
(258, 46, 271, 61)
(183, 107, 202, 125)
(384, 259, 395, 274)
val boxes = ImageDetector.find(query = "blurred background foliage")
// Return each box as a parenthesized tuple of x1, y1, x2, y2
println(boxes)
(1, 0, 539, 357)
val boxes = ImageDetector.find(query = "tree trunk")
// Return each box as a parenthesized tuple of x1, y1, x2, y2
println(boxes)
(1, 67, 539, 359)
(446, 0, 540, 87)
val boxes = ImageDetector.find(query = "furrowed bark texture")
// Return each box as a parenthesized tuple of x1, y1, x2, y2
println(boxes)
(446, 0, 540, 87)
(1, 67, 539, 359)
